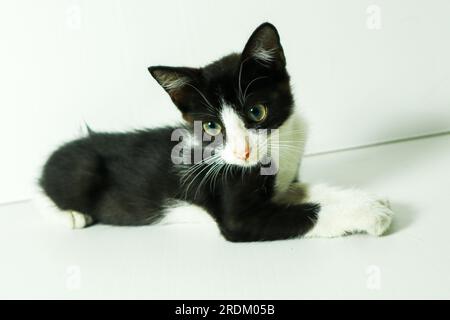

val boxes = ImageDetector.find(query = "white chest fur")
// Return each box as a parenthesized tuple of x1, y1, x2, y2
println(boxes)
(272, 112, 307, 197)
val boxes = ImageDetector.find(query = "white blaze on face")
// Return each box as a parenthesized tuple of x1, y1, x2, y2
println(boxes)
(220, 105, 260, 166)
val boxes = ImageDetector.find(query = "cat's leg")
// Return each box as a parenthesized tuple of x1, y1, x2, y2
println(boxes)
(278, 183, 393, 238)
(215, 187, 320, 242)
(33, 193, 94, 229)
(38, 137, 105, 229)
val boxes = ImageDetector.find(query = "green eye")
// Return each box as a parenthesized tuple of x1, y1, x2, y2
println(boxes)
(248, 104, 268, 122)
(203, 121, 222, 136)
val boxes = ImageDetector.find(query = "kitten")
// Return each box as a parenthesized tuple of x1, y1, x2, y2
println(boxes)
(36, 23, 393, 241)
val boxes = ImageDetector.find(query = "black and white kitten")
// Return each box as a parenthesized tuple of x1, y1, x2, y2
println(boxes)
(37, 23, 393, 242)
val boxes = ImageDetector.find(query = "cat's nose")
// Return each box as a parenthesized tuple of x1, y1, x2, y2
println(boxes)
(234, 143, 250, 161)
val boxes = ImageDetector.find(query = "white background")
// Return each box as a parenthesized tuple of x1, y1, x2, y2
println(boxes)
(1, 0, 450, 204)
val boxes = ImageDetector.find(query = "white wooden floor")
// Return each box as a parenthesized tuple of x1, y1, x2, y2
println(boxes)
(1, 134, 449, 299)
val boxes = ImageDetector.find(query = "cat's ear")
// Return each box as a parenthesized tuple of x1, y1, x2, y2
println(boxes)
(241, 22, 286, 69)
(148, 66, 201, 113)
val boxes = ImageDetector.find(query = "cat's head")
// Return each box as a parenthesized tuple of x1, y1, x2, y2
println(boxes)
(149, 23, 294, 168)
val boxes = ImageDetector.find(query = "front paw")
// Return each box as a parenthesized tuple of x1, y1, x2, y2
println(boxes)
(302, 184, 395, 238)
(363, 199, 394, 236)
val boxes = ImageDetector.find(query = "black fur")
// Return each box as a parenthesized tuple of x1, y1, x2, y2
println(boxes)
(39, 23, 320, 242)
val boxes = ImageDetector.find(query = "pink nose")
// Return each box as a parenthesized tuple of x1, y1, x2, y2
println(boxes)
(234, 144, 250, 161)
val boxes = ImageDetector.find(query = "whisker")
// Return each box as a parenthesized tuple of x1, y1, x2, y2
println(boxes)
(183, 163, 215, 199)
(179, 152, 223, 199)
(243, 76, 268, 101)
(179, 154, 221, 185)
(185, 83, 217, 113)
(194, 160, 222, 198)
(237, 56, 251, 106)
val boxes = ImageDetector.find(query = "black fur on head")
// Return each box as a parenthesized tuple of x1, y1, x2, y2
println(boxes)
(148, 22, 294, 130)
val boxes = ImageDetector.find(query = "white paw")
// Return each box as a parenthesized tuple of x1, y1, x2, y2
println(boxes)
(47, 210, 92, 229)
(33, 193, 92, 229)
(68, 211, 93, 229)
(363, 200, 393, 236)
(303, 184, 394, 238)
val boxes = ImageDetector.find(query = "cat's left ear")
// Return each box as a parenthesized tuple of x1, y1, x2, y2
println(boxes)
(148, 66, 201, 113)
(241, 22, 286, 70)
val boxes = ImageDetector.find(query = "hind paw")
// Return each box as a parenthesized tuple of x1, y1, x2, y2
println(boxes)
(34, 194, 94, 229)
(67, 211, 93, 229)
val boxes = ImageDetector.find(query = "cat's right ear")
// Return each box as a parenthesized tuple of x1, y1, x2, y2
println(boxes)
(148, 66, 201, 113)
